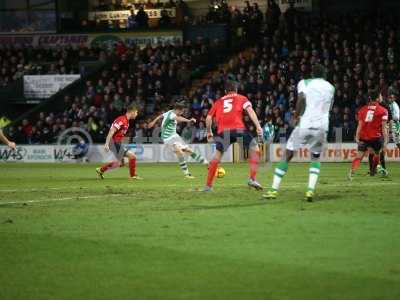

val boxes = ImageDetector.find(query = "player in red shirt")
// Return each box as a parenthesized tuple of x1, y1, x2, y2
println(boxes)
(96, 103, 142, 179)
(202, 81, 264, 192)
(348, 89, 389, 179)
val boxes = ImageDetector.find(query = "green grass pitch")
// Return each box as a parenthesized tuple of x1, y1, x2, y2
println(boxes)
(0, 162, 400, 300)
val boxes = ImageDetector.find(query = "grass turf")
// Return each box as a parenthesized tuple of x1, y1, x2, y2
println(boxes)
(0, 162, 399, 300)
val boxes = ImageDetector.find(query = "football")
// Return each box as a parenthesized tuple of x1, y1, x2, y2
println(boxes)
(215, 167, 226, 178)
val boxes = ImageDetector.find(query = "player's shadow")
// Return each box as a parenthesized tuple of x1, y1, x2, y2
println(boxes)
(164, 201, 270, 212)
(310, 193, 343, 202)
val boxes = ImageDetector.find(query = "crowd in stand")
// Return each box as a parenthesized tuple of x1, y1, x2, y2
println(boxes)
(6, 38, 218, 144)
(0, 46, 103, 88)
(182, 10, 400, 142)
(5, 2, 400, 145)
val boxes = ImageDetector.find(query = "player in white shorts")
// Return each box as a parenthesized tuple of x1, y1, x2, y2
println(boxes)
(148, 102, 208, 179)
(263, 64, 335, 201)
(388, 92, 400, 147)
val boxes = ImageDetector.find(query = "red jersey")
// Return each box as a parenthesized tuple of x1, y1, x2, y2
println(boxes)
(111, 115, 129, 142)
(357, 102, 388, 141)
(208, 92, 252, 134)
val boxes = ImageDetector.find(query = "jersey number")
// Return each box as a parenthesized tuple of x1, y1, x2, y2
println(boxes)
(365, 110, 375, 122)
(223, 99, 233, 113)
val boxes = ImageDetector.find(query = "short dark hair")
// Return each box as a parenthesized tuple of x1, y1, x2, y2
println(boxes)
(311, 64, 327, 79)
(127, 103, 138, 112)
(225, 80, 239, 92)
(368, 88, 380, 102)
(174, 102, 185, 110)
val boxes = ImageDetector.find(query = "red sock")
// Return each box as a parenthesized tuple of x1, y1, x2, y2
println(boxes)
(248, 150, 260, 180)
(351, 158, 361, 171)
(100, 161, 120, 173)
(129, 158, 136, 177)
(372, 154, 380, 170)
(206, 159, 219, 187)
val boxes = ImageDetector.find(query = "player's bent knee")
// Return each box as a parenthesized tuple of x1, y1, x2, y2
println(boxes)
(174, 147, 183, 156)
(126, 151, 136, 159)
(183, 147, 192, 153)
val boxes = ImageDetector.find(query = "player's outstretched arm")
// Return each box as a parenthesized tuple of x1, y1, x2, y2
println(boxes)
(355, 121, 361, 143)
(382, 119, 389, 146)
(148, 114, 163, 128)
(104, 127, 117, 152)
(295, 92, 306, 120)
(205, 115, 214, 142)
(176, 116, 196, 124)
(246, 107, 263, 137)
(0, 129, 16, 149)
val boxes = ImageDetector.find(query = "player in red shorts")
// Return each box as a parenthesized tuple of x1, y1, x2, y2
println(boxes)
(96, 103, 142, 180)
(202, 81, 264, 192)
(348, 89, 389, 179)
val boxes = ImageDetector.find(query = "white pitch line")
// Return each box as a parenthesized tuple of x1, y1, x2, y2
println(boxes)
(0, 181, 397, 206)
(0, 181, 396, 195)
(0, 187, 89, 193)
(0, 194, 126, 206)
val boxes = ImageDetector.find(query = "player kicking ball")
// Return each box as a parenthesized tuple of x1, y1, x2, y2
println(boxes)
(263, 64, 335, 202)
(202, 81, 264, 192)
(148, 102, 208, 179)
(349, 89, 388, 179)
(96, 103, 142, 180)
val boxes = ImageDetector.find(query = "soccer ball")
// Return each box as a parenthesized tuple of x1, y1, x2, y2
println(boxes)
(215, 167, 226, 178)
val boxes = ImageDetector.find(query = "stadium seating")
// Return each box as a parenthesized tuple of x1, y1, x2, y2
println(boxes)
(0, 46, 102, 88)
(7, 4, 400, 144)
(7, 38, 222, 144)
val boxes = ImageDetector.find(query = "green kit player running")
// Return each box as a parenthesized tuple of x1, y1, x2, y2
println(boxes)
(263, 64, 335, 202)
(148, 102, 208, 179)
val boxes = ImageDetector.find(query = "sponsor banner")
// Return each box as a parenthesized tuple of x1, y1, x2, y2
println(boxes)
(269, 143, 400, 162)
(88, 9, 176, 21)
(88, 144, 233, 163)
(0, 144, 233, 163)
(0, 145, 75, 162)
(278, 0, 312, 12)
(24, 75, 80, 99)
(89, 31, 183, 48)
(0, 31, 183, 48)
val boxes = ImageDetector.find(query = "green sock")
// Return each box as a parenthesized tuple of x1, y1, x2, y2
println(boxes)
(190, 152, 205, 163)
(271, 161, 289, 191)
(178, 156, 189, 175)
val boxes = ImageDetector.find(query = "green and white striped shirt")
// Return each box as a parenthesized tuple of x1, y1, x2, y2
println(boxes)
(161, 110, 177, 139)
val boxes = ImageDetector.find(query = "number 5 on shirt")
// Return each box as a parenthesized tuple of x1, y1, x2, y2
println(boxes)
(223, 99, 233, 113)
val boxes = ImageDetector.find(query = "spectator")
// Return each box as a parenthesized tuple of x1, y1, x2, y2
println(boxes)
(136, 6, 149, 28)
(195, 121, 207, 142)
(266, 0, 281, 34)
(159, 6, 172, 28)
(127, 10, 138, 29)
(145, 0, 155, 9)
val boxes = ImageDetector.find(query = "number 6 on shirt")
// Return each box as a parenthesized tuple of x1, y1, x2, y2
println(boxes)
(365, 110, 375, 122)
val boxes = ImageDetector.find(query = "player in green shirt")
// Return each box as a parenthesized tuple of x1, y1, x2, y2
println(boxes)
(149, 102, 208, 178)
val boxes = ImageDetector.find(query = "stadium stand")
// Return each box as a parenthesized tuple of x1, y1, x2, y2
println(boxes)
(0, 46, 104, 88)
(6, 38, 224, 144)
(5, 2, 400, 145)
